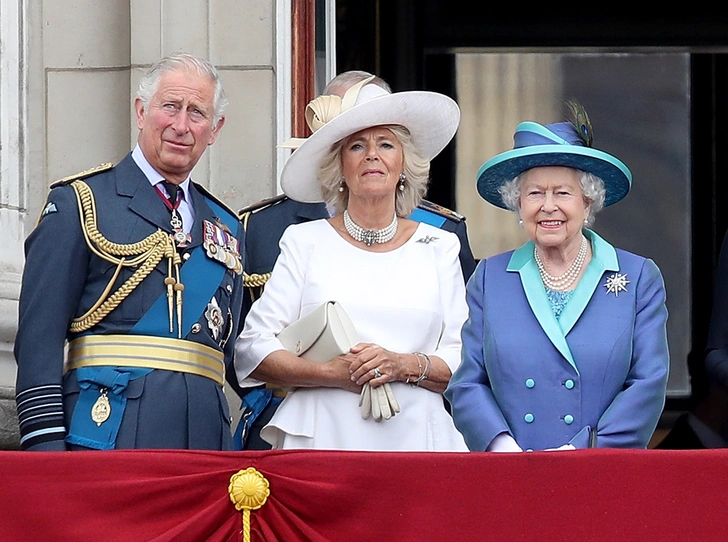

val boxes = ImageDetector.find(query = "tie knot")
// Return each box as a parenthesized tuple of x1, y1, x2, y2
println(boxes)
(162, 180, 180, 206)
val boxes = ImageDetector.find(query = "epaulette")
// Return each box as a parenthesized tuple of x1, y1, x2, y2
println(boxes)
(418, 199, 465, 222)
(49, 162, 114, 189)
(238, 194, 289, 217)
(193, 182, 239, 220)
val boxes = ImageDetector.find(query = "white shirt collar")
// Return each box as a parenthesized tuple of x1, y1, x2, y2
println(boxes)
(132, 144, 192, 202)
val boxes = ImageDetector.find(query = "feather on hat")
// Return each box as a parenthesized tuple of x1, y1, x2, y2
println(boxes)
(476, 101, 632, 209)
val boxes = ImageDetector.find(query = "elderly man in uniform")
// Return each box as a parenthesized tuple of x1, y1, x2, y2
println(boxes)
(14, 53, 244, 451)
(229, 71, 476, 449)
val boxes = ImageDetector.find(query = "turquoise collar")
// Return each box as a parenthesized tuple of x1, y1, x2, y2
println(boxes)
(506, 229, 618, 372)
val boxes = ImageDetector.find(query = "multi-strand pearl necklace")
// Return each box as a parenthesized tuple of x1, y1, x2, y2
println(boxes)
(343, 209, 398, 247)
(534, 236, 588, 291)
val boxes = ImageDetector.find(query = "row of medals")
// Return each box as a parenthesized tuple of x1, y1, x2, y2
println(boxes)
(202, 217, 243, 275)
(172, 210, 242, 276)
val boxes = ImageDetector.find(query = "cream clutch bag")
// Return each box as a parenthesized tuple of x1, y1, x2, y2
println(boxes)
(276, 301, 400, 421)
(276, 301, 359, 362)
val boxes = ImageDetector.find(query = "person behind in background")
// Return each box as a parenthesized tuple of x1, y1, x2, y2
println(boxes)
(228, 70, 477, 450)
(234, 73, 468, 451)
(14, 52, 244, 451)
(683, 229, 728, 447)
(445, 102, 670, 451)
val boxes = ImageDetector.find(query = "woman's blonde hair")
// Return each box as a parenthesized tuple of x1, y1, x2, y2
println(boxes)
(318, 125, 430, 216)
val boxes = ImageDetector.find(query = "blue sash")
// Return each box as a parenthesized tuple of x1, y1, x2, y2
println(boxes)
(66, 367, 152, 450)
(66, 198, 239, 449)
(232, 388, 283, 451)
(132, 197, 239, 337)
(409, 207, 446, 228)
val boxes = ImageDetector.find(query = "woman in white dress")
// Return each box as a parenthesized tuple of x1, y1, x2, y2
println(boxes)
(235, 73, 468, 451)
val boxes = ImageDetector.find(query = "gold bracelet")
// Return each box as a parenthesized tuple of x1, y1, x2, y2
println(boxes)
(406, 353, 423, 384)
(412, 352, 431, 387)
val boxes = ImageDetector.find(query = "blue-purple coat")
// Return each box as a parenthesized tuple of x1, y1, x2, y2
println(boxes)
(445, 229, 669, 451)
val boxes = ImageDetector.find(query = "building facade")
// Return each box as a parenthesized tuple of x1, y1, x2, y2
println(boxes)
(0, 0, 305, 448)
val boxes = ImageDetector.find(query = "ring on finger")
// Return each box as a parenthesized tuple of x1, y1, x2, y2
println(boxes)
(374, 367, 382, 378)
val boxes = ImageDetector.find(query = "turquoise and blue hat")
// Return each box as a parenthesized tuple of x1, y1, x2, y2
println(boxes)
(476, 118, 632, 209)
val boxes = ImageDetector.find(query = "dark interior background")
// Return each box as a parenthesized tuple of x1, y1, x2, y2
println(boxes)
(335, 2, 728, 423)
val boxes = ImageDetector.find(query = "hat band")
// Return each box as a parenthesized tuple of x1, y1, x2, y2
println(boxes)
(513, 121, 583, 149)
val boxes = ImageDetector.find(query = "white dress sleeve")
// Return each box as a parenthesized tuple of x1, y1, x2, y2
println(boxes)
(430, 232, 468, 372)
(234, 223, 312, 381)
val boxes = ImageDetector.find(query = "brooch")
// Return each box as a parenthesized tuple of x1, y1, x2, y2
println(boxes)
(604, 273, 630, 297)
(416, 236, 439, 244)
(205, 297, 225, 340)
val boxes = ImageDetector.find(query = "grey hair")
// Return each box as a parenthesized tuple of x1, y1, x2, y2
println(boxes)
(323, 70, 392, 96)
(319, 125, 430, 216)
(498, 168, 606, 227)
(136, 52, 228, 127)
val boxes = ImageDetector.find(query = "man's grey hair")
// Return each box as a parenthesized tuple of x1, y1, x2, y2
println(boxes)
(323, 70, 392, 96)
(136, 52, 228, 127)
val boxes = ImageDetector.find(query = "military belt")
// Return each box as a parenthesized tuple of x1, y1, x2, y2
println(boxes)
(264, 382, 289, 399)
(67, 334, 225, 386)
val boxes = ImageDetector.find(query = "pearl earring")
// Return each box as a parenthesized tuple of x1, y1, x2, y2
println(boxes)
(398, 173, 406, 191)
(339, 178, 345, 193)
(518, 219, 524, 227)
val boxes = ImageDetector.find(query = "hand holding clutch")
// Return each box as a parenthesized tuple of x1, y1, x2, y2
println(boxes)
(359, 382, 401, 421)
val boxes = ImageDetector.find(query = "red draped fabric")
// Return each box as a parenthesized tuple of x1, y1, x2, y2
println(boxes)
(1, 449, 727, 541)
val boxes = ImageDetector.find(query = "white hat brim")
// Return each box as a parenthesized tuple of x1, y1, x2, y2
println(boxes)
(280, 91, 461, 203)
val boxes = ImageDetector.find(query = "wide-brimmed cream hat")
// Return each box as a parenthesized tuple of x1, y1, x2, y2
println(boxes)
(280, 76, 461, 203)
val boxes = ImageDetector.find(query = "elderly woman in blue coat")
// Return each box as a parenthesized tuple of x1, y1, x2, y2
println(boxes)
(445, 102, 669, 452)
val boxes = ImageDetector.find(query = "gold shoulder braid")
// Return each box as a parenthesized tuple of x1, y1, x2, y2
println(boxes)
(243, 272, 271, 289)
(69, 180, 183, 336)
(240, 210, 252, 230)
(51, 163, 114, 188)
(240, 210, 270, 301)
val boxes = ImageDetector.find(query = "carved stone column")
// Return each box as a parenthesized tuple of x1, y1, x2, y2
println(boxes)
(0, 0, 25, 449)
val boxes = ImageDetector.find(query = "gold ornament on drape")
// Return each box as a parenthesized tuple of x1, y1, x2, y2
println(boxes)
(229, 468, 270, 542)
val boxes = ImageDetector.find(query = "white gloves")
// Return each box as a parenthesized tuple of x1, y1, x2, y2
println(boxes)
(487, 433, 577, 452)
(487, 432, 523, 452)
(360, 382, 401, 421)
(544, 444, 576, 451)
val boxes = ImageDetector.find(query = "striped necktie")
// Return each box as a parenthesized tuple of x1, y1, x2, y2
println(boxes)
(162, 180, 180, 206)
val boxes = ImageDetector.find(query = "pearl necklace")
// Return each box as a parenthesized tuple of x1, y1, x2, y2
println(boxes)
(534, 236, 588, 291)
(343, 210, 398, 247)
